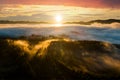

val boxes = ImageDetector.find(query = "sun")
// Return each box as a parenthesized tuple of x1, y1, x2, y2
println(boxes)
(54, 14, 63, 27)
(55, 15, 62, 22)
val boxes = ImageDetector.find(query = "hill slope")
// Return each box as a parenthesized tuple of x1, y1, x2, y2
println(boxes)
(0, 38, 120, 80)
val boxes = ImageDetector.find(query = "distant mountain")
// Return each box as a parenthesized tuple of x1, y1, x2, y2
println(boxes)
(0, 20, 49, 24)
(89, 19, 120, 24)
(65, 19, 120, 24)
(0, 19, 120, 24)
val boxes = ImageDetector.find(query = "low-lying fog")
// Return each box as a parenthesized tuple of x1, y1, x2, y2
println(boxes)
(0, 23, 120, 44)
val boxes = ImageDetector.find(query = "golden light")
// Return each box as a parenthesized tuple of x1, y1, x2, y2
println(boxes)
(55, 15, 62, 22)
(54, 23, 62, 27)
(54, 14, 63, 27)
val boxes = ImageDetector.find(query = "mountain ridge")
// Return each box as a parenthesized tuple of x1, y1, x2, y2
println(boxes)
(0, 38, 120, 80)
(0, 19, 120, 24)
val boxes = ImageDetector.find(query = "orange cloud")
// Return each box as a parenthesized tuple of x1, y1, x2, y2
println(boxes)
(0, 0, 120, 8)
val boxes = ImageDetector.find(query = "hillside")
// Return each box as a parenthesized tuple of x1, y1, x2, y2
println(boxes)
(0, 38, 120, 80)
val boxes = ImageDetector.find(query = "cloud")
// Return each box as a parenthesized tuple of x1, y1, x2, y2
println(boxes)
(0, 5, 120, 22)
(101, 0, 120, 8)
(0, 14, 52, 21)
(0, 22, 120, 44)
(0, 0, 120, 8)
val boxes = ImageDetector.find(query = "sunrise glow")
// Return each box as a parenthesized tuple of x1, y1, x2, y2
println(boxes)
(55, 15, 62, 22)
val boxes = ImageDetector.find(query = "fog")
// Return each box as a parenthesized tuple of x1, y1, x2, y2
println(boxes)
(0, 23, 120, 44)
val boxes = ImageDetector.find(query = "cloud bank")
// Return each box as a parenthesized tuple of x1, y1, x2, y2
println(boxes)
(0, 0, 120, 8)
(0, 23, 120, 44)
(0, 5, 120, 22)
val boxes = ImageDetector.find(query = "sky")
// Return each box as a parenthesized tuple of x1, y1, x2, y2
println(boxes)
(0, 0, 120, 22)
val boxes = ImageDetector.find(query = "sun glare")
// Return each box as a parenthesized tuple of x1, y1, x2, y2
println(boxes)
(54, 14, 63, 27)
(55, 15, 62, 22)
